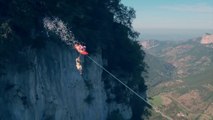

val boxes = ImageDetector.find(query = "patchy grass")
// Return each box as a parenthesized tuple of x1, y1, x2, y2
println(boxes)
(149, 95, 162, 107)
(184, 65, 213, 86)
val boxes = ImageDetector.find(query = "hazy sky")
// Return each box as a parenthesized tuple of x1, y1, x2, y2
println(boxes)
(121, 0, 213, 40)
(122, 0, 213, 30)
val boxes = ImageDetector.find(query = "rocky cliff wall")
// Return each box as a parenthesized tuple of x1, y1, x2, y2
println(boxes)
(201, 34, 213, 44)
(0, 41, 109, 120)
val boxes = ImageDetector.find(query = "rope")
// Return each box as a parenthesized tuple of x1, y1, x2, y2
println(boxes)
(87, 55, 173, 120)
(43, 17, 172, 120)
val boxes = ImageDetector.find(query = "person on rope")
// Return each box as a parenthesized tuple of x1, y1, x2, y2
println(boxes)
(81, 45, 86, 51)
(74, 42, 88, 55)
(75, 56, 82, 74)
(74, 42, 87, 74)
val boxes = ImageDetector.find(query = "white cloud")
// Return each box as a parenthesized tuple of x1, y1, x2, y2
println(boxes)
(160, 4, 213, 13)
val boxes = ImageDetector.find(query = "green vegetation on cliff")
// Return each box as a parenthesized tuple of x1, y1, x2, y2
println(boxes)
(0, 0, 148, 119)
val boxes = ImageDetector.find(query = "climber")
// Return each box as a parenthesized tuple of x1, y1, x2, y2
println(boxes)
(75, 56, 82, 74)
(74, 43, 88, 55)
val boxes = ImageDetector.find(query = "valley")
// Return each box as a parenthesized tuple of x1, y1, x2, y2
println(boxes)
(142, 34, 213, 120)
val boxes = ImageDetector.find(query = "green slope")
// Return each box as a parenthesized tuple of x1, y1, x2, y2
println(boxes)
(144, 53, 176, 87)
(144, 38, 213, 119)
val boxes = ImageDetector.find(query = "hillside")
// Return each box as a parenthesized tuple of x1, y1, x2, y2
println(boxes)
(143, 53, 176, 87)
(142, 35, 213, 120)
(142, 37, 213, 78)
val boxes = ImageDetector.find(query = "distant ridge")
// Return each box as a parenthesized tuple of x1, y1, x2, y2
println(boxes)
(201, 33, 213, 44)
(141, 40, 159, 49)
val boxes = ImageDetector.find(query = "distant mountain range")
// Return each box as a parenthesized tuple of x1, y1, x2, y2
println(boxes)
(142, 34, 213, 120)
(142, 34, 213, 79)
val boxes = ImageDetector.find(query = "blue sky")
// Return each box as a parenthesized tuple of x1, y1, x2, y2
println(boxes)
(121, 0, 213, 40)
(122, 0, 213, 29)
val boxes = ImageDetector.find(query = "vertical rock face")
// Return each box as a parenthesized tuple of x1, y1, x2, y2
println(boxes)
(1, 1, 147, 119)
(0, 41, 108, 120)
(201, 34, 213, 44)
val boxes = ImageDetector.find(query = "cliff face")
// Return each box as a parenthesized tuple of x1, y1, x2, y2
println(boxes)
(0, 1, 147, 119)
(201, 34, 213, 44)
(0, 41, 109, 120)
